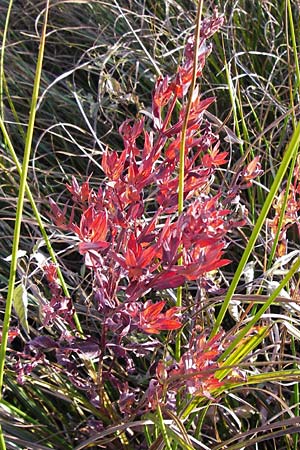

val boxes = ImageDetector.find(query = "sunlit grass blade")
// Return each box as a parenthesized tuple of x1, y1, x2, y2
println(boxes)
(211, 120, 300, 337)
(0, 107, 83, 335)
(176, 0, 203, 362)
(155, 404, 173, 450)
(218, 254, 300, 363)
(0, 2, 50, 447)
(0, 0, 13, 121)
(217, 326, 270, 380)
(287, 0, 300, 98)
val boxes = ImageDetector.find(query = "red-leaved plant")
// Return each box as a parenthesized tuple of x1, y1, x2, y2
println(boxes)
(17, 9, 262, 424)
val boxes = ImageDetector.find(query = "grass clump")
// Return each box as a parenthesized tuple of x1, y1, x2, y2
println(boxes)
(1, 1, 300, 449)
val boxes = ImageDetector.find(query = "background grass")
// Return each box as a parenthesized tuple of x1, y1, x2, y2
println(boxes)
(1, 0, 300, 449)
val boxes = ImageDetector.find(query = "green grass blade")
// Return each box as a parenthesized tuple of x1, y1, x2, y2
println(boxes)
(156, 404, 173, 450)
(223, 56, 243, 155)
(0, 2, 49, 447)
(218, 255, 300, 363)
(267, 146, 298, 269)
(0, 117, 83, 335)
(217, 326, 270, 380)
(287, 0, 300, 97)
(0, 0, 13, 120)
(176, 0, 203, 362)
(211, 120, 300, 337)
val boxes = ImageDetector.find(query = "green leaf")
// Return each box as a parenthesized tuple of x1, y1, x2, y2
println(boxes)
(13, 284, 29, 333)
(211, 120, 300, 337)
(217, 326, 270, 380)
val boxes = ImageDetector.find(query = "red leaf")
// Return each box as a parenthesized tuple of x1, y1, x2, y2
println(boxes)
(139, 301, 181, 334)
(90, 212, 108, 242)
(150, 271, 185, 290)
(142, 301, 165, 322)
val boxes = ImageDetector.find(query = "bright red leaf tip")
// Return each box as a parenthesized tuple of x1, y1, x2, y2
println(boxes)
(75, 207, 110, 262)
(139, 301, 181, 334)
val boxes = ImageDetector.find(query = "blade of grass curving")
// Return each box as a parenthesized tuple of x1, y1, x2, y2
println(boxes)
(246, 369, 300, 385)
(164, 408, 193, 449)
(176, 0, 203, 362)
(212, 416, 300, 450)
(211, 120, 300, 337)
(268, 0, 300, 271)
(180, 354, 300, 422)
(218, 254, 300, 363)
(0, 0, 14, 121)
(223, 52, 243, 155)
(0, 2, 49, 448)
(151, 412, 196, 450)
(0, 112, 83, 336)
(287, 0, 300, 98)
(180, 327, 270, 421)
(3, 74, 25, 140)
(285, 4, 300, 447)
(217, 326, 270, 380)
(267, 148, 298, 269)
(113, 0, 162, 77)
(164, 430, 195, 450)
(156, 404, 173, 450)
(74, 419, 157, 450)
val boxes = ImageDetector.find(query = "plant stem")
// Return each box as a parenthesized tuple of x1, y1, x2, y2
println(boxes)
(0, 116, 83, 335)
(211, 120, 300, 337)
(218, 256, 300, 363)
(176, 0, 203, 362)
(0, 2, 49, 448)
(0, 0, 14, 120)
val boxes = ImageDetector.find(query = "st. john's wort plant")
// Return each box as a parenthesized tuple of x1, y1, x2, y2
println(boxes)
(9, 9, 263, 448)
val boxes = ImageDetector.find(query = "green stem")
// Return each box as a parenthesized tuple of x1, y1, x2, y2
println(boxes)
(0, 117, 83, 335)
(287, 0, 300, 97)
(219, 256, 300, 363)
(0, 0, 13, 120)
(156, 404, 172, 450)
(267, 147, 298, 269)
(0, 3, 49, 447)
(211, 120, 300, 337)
(286, 3, 300, 447)
(176, 0, 203, 362)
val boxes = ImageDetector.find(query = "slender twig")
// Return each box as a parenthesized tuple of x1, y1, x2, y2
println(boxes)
(0, 2, 49, 448)
(0, 0, 13, 120)
(0, 118, 83, 334)
(176, 0, 203, 361)
(211, 120, 300, 337)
